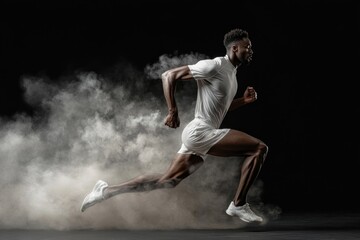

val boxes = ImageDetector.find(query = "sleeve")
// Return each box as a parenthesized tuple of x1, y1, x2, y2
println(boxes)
(188, 58, 219, 81)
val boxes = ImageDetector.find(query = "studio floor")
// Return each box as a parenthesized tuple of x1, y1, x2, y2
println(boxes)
(1, 211, 359, 240)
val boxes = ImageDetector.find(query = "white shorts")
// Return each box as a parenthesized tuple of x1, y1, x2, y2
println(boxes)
(177, 118, 230, 159)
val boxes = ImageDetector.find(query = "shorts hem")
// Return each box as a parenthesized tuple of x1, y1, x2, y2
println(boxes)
(177, 128, 231, 159)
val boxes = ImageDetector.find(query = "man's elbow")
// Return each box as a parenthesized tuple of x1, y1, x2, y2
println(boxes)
(161, 71, 169, 83)
(162, 70, 176, 84)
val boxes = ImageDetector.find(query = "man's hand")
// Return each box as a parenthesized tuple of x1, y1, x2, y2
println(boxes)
(243, 86, 258, 104)
(164, 110, 180, 128)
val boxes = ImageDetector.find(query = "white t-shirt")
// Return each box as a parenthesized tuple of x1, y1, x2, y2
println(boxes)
(189, 55, 238, 128)
(177, 55, 238, 158)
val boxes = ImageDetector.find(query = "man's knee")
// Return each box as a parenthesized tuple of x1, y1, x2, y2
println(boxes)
(258, 141, 269, 163)
(259, 142, 268, 154)
(158, 178, 182, 189)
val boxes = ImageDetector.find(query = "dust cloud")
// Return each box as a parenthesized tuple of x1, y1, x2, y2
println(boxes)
(0, 53, 280, 230)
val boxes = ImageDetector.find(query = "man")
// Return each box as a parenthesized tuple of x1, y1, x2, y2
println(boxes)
(80, 28, 268, 223)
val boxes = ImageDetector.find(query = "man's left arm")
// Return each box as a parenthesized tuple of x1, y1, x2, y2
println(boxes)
(228, 86, 257, 111)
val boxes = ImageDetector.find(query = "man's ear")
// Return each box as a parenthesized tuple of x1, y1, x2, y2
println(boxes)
(231, 44, 239, 53)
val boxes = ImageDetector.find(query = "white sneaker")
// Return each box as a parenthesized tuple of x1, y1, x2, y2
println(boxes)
(225, 202, 263, 223)
(80, 180, 108, 212)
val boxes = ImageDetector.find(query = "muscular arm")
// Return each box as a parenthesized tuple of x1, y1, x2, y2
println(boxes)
(161, 65, 194, 128)
(228, 97, 248, 112)
(228, 86, 258, 112)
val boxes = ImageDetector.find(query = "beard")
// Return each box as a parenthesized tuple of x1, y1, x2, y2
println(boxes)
(242, 58, 252, 66)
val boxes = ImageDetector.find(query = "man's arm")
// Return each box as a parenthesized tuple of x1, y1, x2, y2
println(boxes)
(228, 86, 258, 111)
(161, 65, 194, 128)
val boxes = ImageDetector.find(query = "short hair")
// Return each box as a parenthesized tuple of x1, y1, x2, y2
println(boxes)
(223, 28, 249, 49)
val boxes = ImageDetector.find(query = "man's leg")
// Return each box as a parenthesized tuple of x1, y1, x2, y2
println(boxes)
(80, 153, 204, 212)
(207, 129, 268, 222)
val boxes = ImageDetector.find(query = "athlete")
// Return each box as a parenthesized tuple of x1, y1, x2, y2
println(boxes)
(80, 28, 268, 223)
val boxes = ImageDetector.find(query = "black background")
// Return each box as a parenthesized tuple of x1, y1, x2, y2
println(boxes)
(1, 0, 359, 213)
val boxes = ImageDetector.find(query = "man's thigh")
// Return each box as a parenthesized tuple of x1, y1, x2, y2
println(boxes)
(160, 153, 204, 180)
(207, 129, 262, 157)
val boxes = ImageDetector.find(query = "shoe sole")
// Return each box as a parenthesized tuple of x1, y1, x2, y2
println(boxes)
(226, 209, 263, 223)
(226, 209, 250, 223)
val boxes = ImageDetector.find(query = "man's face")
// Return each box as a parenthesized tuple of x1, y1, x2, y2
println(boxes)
(236, 38, 253, 65)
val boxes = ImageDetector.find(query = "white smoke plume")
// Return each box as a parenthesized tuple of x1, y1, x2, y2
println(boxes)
(0, 53, 280, 230)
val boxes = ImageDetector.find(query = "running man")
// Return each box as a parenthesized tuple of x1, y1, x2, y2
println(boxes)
(80, 28, 268, 223)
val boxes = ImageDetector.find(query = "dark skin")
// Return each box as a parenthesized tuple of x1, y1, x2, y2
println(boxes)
(104, 37, 268, 207)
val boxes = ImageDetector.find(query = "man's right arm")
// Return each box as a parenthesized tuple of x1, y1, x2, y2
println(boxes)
(161, 66, 194, 128)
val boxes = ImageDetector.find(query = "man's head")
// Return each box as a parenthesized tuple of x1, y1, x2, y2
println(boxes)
(223, 28, 253, 66)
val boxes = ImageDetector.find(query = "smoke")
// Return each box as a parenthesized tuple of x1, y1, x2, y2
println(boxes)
(0, 53, 280, 230)
(144, 52, 209, 79)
